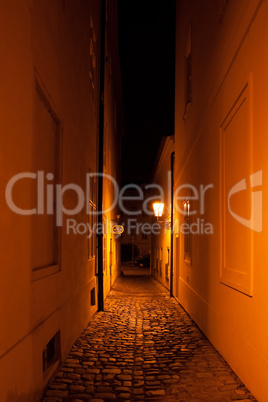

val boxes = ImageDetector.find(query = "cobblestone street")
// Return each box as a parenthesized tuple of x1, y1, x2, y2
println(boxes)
(42, 275, 257, 402)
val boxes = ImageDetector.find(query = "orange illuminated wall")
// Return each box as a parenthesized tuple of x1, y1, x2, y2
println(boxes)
(0, 0, 123, 400)
(174, 0, 268, 400)
(151, 136, 175, 290)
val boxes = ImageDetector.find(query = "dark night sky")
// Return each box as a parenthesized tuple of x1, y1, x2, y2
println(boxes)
(118, 0, 176, 184)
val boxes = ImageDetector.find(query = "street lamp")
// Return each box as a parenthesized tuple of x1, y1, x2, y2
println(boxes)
(152, 202, 164, 218)
(153, 202, 171, 230)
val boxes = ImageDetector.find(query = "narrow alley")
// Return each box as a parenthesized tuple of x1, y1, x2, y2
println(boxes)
(2, 0, 268, 401)
(42, 274, 256, 402)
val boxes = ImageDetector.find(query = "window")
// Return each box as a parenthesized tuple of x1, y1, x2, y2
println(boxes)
(91, 287, 96, 306)
(102, 217, 107, 274)
(184, 26, 192, 119)
(88, 173, 97, 260)
(159, 247, 163, 277)
(165, 248, 170, 281)
(184, 200, 191, 263)
(89, 14, 97, 107)
(156, 247, 159, 274)
(31, 75, 61, 280)
(109, 238, 113, 270)
(43, 331, 61, 376)
(220, 82, 253, 296)
(185, 52, 192, 105)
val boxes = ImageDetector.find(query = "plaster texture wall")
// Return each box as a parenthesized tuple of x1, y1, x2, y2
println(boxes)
(0, 1, 122, 400)
(174, 1, 268, 400)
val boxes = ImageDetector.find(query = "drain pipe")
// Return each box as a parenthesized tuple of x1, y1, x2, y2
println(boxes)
(170, 151, 175, 298)
(97, 0, 106, 312)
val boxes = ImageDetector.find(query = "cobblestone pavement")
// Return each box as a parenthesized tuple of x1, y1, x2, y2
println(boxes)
(42, 275, 257, 402)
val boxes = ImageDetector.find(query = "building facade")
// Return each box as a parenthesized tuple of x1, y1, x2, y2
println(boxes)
(151, 136, 175, 290)
(174, 0, 268, 400)
(102, 1, 123, 299)
(0, 0, 122, 400)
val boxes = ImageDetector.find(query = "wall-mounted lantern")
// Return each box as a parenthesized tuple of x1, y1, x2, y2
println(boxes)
(153, 202, 171, 230)
(152, 202, 165, 218)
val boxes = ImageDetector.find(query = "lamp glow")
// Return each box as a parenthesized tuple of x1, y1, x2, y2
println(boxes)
(153, 202, 164, 217)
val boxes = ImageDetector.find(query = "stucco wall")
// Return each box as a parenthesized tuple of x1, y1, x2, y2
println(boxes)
(174, 0, 268, 400)
(151, 136, 175, 290)
(0, 0, 122, 400)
